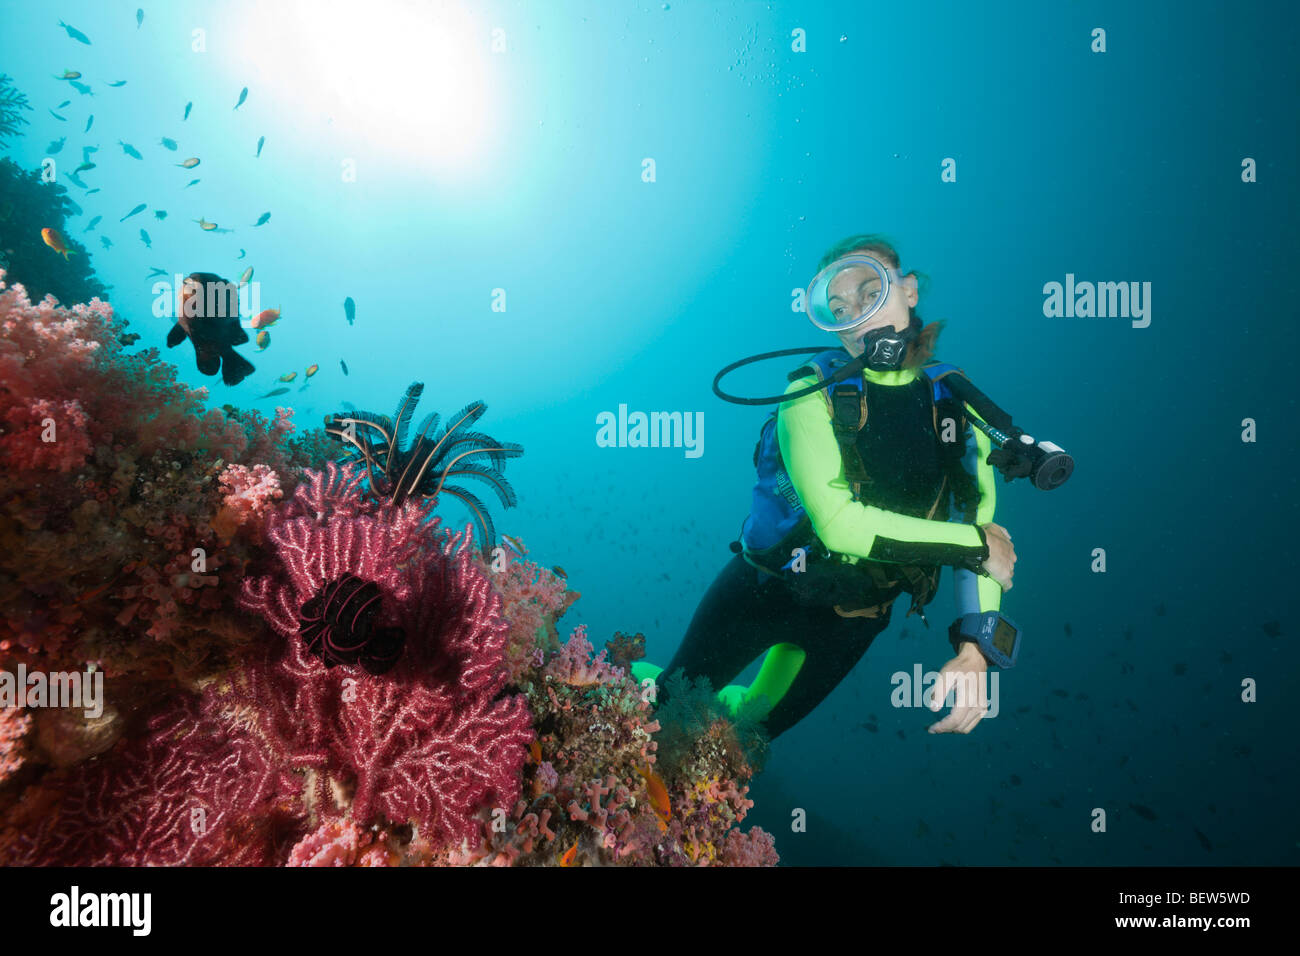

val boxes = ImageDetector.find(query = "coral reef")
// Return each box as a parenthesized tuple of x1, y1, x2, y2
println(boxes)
(0, 278, 778, 867)
(0, 272, 329, 685)
(0, 157, 108, 307)
(445, 619, 776, 866)
(475, 540, 580, 681)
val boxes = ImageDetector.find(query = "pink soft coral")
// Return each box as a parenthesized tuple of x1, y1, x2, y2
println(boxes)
(0, 271, 327, 680)
(0, 705, 32, 785)
(213, 462, 283, 541)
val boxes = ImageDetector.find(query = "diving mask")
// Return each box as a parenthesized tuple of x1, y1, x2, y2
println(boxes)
(805, 254, 908, 333)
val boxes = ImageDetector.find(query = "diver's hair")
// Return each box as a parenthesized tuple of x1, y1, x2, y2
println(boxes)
(817, 234, 943, 369)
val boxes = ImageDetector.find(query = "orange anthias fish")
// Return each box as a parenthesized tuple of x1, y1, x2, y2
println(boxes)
(278, 371, 297, 383)
(559, 842, 579, 867)
(637, 765, 671, 832)
(254, 330, 270, 351)
(528, 740, 542, 763)
(41, 227, 74, 260)
(305, 363, 319, 379)
(251, 307, 280, 329)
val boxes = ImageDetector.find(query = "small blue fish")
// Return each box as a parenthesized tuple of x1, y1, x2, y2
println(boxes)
(184, 178, 200, 188)
(120, 203, 147, 222)
(253, 211, 270, 226)
(137, 9, 144, 29)
(46, 137, 66, 154)
(49, 110, 67, 121)
(84, 215, 102, 232)
(85, 115, 93, 132)
(258, 387, 290, 399)
(236, 248, 246, 259)
(66, 171, 87, 188)
(256, 135, 265, 157)
(84, 187, 100, 195)
(57, 99, 70, 109)
(139, 229, 151, 248)
(100, 236, 112, 249)
(119, 140, 143, 160)
(154, 209, 167, 220)
(234, 86, 248, 110)
(147, 266, 167, 278)
(69, 80, 93, 96)
(108, 80, 127, 88)
(65, 198, 82, 216)
(340, 359, 349, 375)
(59, 20, 92, 44)
(183, 100, 192, 121)
(343, 296, 355, 325)
(81, 144, 98, 160)
(159, 136, 177, 150)
(501, 534, 526, 558)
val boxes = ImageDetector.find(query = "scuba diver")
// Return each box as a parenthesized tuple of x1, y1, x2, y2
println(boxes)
(635, 235, 1072, 741)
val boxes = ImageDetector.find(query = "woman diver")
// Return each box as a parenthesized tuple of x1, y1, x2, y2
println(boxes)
(644, 235, 1019, 741)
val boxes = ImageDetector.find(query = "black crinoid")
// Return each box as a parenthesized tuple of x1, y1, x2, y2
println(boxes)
(299, 574, 406, 674)
(324, 382, 523, 553)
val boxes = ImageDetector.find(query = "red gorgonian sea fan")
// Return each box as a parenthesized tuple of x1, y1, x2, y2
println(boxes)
(234, 462, 534, 850)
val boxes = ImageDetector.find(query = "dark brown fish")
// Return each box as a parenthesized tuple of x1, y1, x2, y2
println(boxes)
(1193, 827, 1212, 852)
(1129, 802, 1158, 821)
(165, 272, 255, 385)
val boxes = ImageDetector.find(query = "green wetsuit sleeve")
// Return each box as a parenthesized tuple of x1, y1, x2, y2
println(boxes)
(960, 402, 1003, 613)
(776, 376, 990, 569)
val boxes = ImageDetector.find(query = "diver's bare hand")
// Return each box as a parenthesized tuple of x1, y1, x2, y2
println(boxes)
(926, 643, 990, 734)
(979, 522, 1016, 591)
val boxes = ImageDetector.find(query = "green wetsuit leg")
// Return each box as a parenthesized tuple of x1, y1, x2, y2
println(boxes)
(661, 553, 893, 740)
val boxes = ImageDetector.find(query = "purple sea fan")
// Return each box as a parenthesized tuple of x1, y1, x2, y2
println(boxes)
(237, 463, 534, 849)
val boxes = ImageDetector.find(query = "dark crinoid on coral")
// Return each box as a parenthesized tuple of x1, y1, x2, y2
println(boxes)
(324, 382, 522, 552)
(298, 574, 406, 675)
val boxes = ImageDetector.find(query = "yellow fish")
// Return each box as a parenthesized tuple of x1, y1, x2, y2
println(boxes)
(41, 227, 74, 260)
(305, 363, 319, 379)
(195, 217, 217, 231)
(636, 765, 671, 832)
(177, 157, 201, 169)
(56, 70, 82, 80)
(238, 266, 253, 285)
(254, 330, 270, 351)
(278, 371, 297, 383)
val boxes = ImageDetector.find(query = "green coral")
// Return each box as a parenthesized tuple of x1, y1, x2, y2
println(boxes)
(652, 670, 769, 785)
(0, 75, 31, 147)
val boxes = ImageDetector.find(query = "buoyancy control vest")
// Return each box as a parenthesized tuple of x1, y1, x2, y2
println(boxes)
(738, 349, 981, 625)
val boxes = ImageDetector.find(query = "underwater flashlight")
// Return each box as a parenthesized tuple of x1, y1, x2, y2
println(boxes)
(967, 417, 1074, 491)
(939, 373, 1074, 491)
